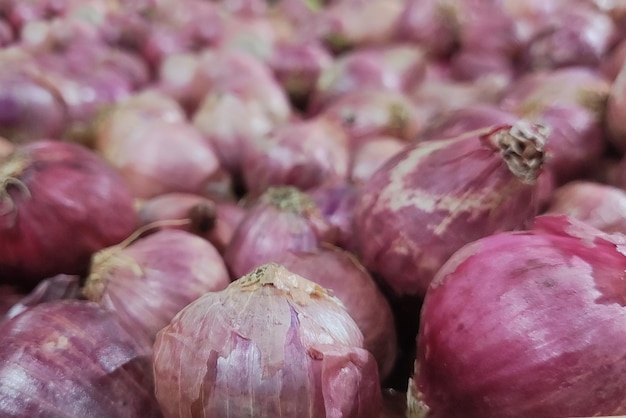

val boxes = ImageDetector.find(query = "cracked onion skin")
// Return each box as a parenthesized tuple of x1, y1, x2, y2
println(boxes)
(153, 263, 381, 418)
(353, 122, 547, 297)
(410, 215, 626, 418)
(0, 140, 138, 287)
(0, 300, 161, 417)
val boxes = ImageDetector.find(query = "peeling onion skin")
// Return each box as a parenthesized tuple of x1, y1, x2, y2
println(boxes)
(544, 181, 626, 235)
(0, 300, 162, 417)
(83, 229, 230, 348)
(410, 215, 626, 418)
(270, 245, 397, 381)
(353, 122, 548, 297)
(153, 263, 382, 418)
(0, 140, 138, 287)
(224, 186, 337, 278)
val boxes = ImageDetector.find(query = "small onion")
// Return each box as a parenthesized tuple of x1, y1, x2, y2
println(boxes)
(544, 180, 626, 235)
(153, 263, 382, 418)
(94, 91, 230, 200)
(137, 192, 246, 254)
(0, 300, 161, 417)
(242, 117, 350, 197)
(224, 186, 337, 278)
(0, 140, 138, 287)
(354, 122, 548, 297)
(83, 229, 230, 347)
(271, 245, 397, 380)
(409, 215, 626, 417)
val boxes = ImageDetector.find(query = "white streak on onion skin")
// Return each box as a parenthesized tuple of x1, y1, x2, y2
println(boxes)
(153, 263, 382, 418)
(410, 215, 626, 417)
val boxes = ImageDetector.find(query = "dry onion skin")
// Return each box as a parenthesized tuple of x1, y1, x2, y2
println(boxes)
(153, 263, 382, 418)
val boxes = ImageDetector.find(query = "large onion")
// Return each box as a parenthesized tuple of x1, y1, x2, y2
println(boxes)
(0, 140, 137, 287)
(83, 229, 230, 347)
(409, 215, 626, 417)
(224, 186, 337, 278)
(0, 300, 161, 417)
(153, 263, 382, 418)
(271, 245, 397, 380)
(354, 122, 548, 297)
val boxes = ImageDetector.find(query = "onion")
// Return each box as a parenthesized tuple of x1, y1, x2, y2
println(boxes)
(268, 40, 333, 106)
(270, 245, 397, 380)
(354, 122, 548, 297)
(318, 89, 423, 148)
(409, 215, 626, 417)
(0, 300, 161, 417)
(607, 62, 626, 153)
(500, 67, 609, 184)
(309, 44, 426, 113)
(350, 135, 406, 184)
(153, 263, 382, 418)
(300, 0, 404, 52)
(544, 180, 626, 235)
(448, 49, 515, 83)
(309, 180, 361, 252)
(4, 274, 81, 321)
(422, 105, 518, 141)
(137, 192, 247, 254)
(224, 186, 337, 278)
(83, 228, 230, 348)
(94, 91, 231, 200)
(0, 140, 138, 287)
(242, 117, 350, 197)
(394, 0, 456, 57)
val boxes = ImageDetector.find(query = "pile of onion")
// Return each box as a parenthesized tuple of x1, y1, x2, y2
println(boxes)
(409, 215, 626, 417)
(153, 263, 382, 418)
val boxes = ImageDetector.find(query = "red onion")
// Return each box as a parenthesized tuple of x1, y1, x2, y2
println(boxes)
(224, 186, 337, 278)
(153, 263, 382, 418)
(309, 44, 426, 113)
(4, 274, 81, 321)
(422, 105, 518, 141)
(271, 245, 397, 380)
(300, 0, 404, 52)
(242, 117, 350, 197)
(521, 5, 617, 70)
(94, 91, 230, 200)
(607, 63, 626, 152)
(309, 179, 361, 251)
(354, 122, 548, 297)
(350, 135, 406, 184)
(83, 228, 230, 347)
(409, 215, 626, 417)
(0, 140, 138, 287)
(137, 192, 246, 254)
(544, 180, 626, 235)
(319, 89, 423, 148)
(0, 300, 161, 417)
(501, 67, 609, 183)
(448, 49, 515, 83)
(394, 0, 456, 57)
(268, 40, 333, 106)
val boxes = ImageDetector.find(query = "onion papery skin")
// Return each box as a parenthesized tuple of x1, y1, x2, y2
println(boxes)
(242, 118, 350, 197)
(271, 245, 397, 380)
(353, 122, 547, 297)
(0, 140, 138, 287)
(83, 229, 230, 347)
(0, 300, 161, 417)
(544, 180, 626, 235)
(224, 186, 337, 278)
(137, 192, 246, 254)
(410, 215, 626, 418)
(153, 263, 381, 418)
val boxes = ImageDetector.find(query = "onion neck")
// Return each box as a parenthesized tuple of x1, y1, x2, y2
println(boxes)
(262, 186, 317, 214)
(487, 122, 547, 184)
(83, 246, 143, 302)
(0, 152, 30, 221)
